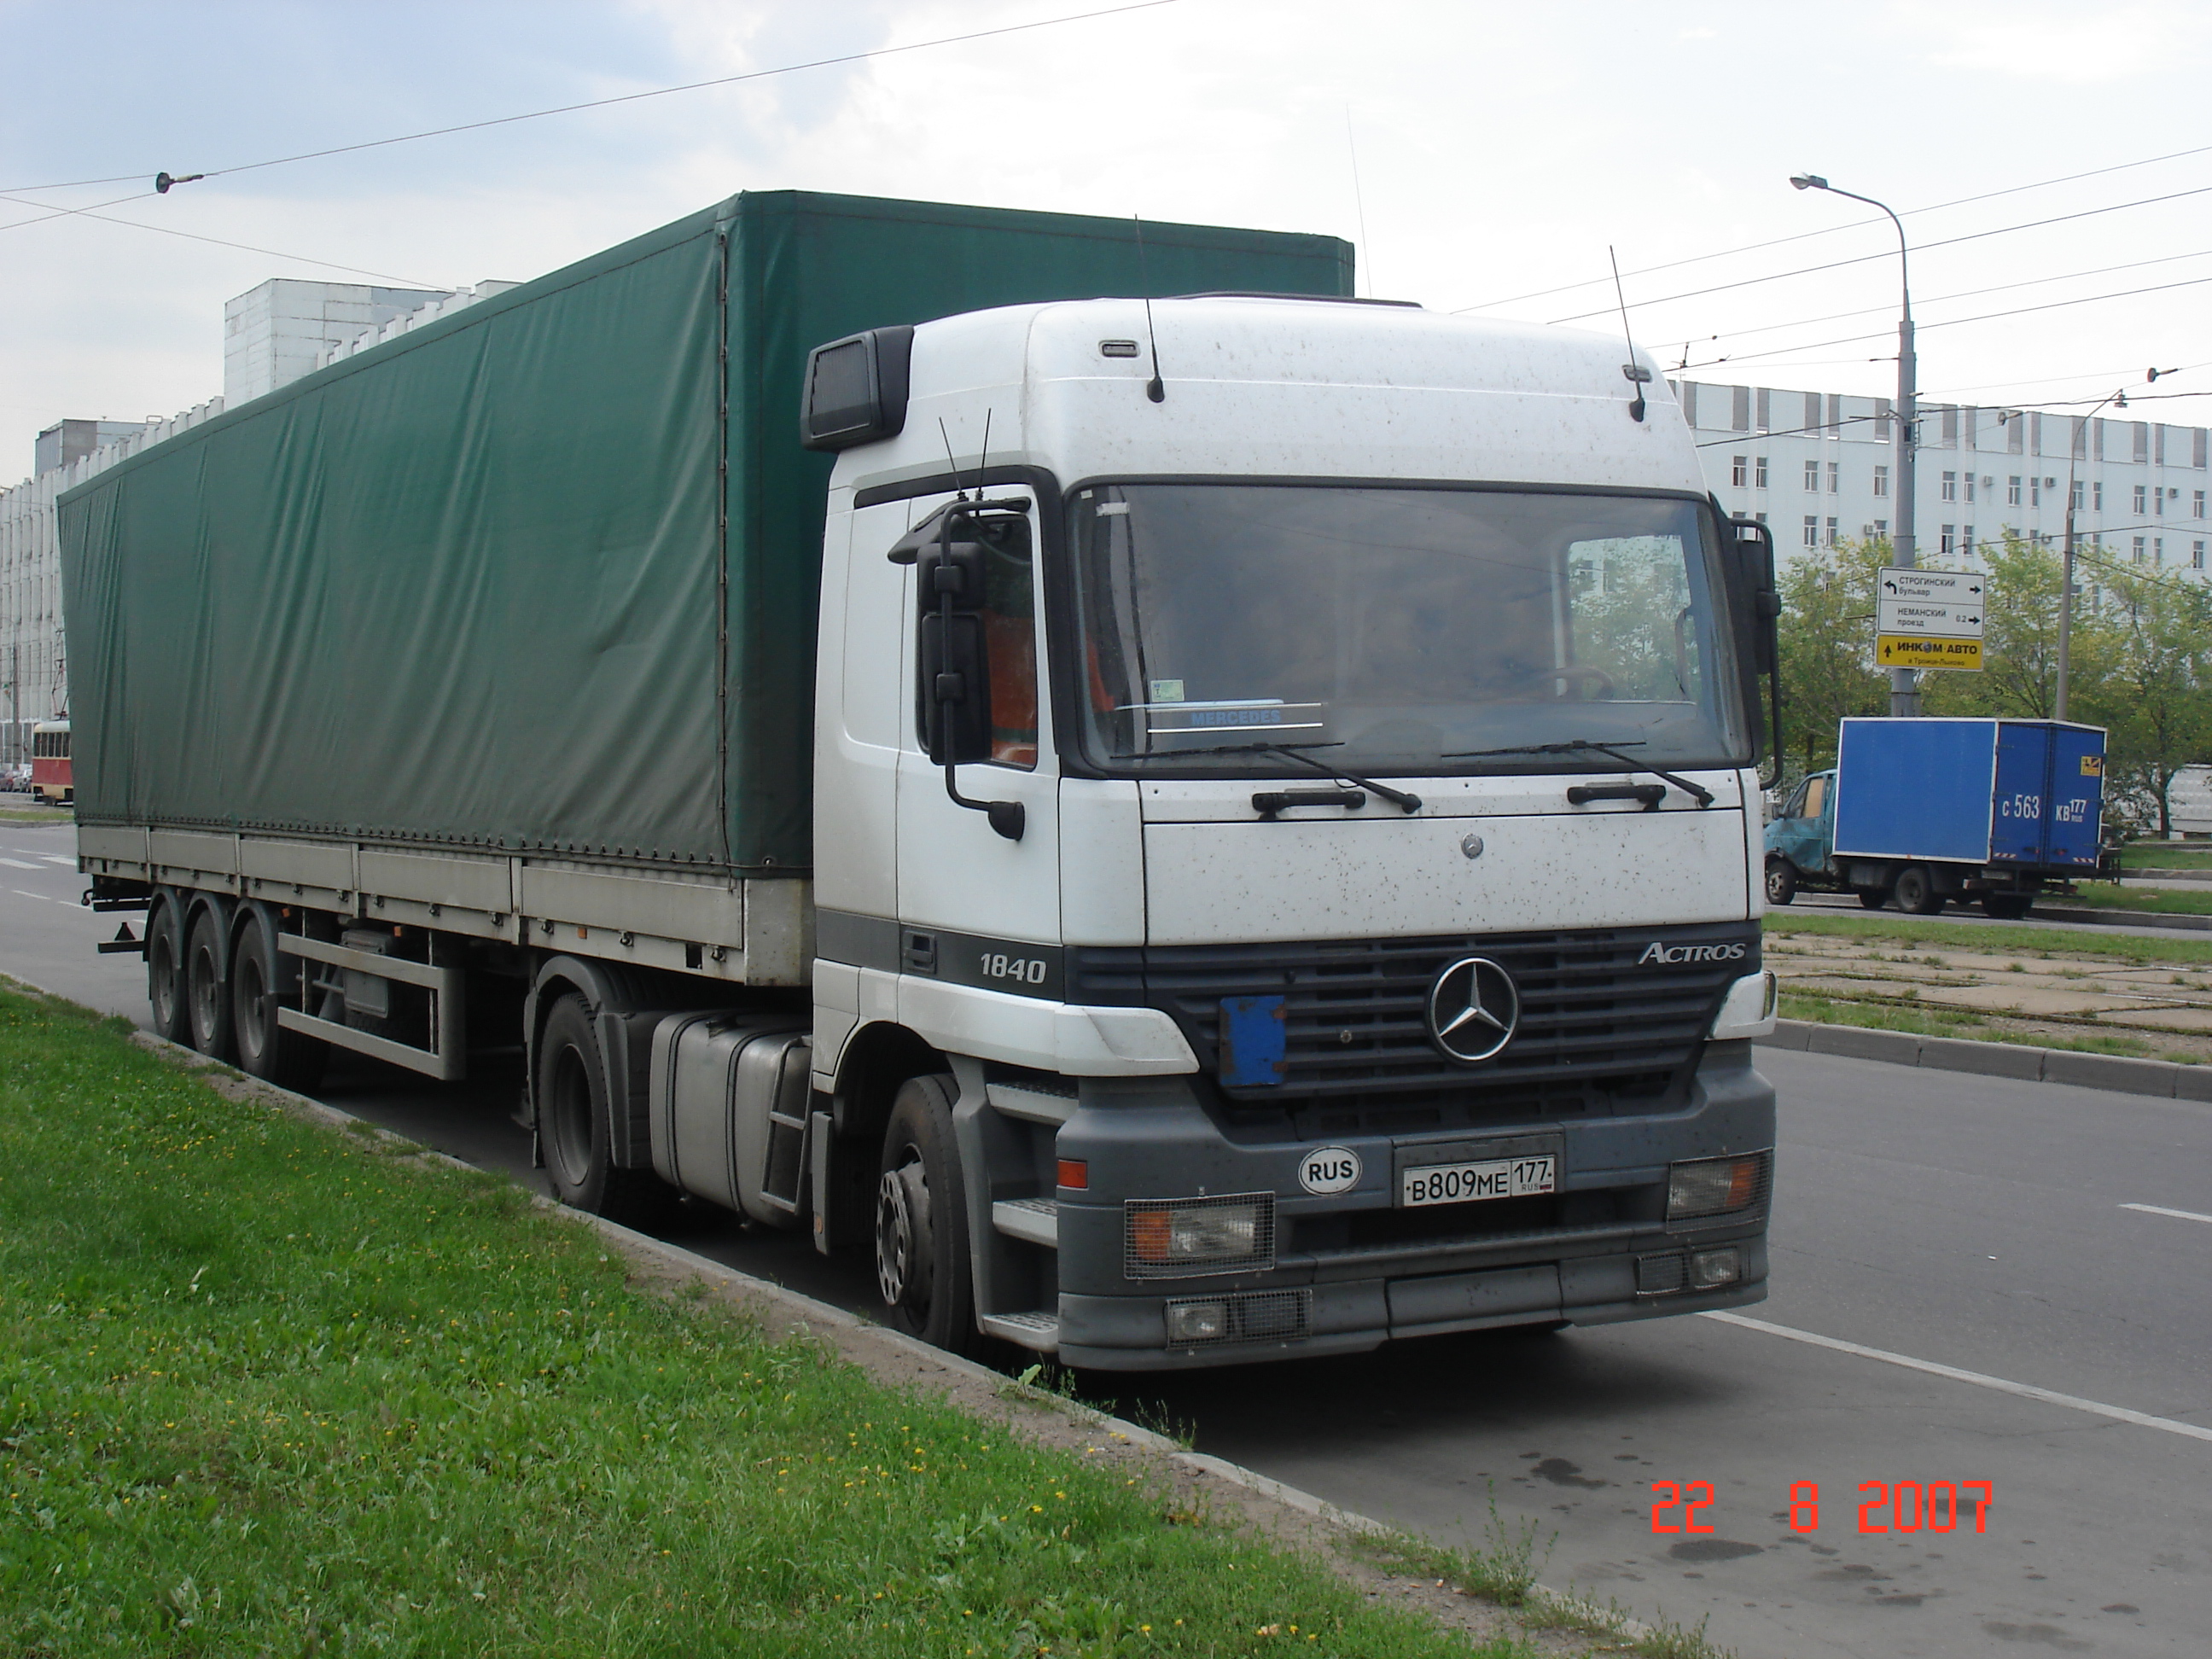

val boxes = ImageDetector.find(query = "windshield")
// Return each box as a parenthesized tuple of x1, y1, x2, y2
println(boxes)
(1067, 484, 1747, 776)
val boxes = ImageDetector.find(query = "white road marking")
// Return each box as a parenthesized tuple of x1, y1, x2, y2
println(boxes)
(1700, 1310, 2212, 1444)
(11, 890, 53, 903)
(2121, 1201, 2212, 1226)
(0, 857, 42, 869)
(38, 855, 76, 865)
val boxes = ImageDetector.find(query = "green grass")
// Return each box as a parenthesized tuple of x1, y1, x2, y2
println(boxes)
(2055, 884, 2212, 916)
(1776, 991, 2171, 1058)
(1765, 910, 2212, 966)
(0, 985, 1526, 1658)
(2116, 842, 2212, 870)
(0, 806, 69, 824)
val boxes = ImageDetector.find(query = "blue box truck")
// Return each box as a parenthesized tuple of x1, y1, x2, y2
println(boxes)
(1764, 718, 2104, 918)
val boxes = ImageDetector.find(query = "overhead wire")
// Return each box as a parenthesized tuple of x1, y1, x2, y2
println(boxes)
(1460, 138, 2212, 313)
(0, 0, 1178, 197)
(0, 190, 445, 287)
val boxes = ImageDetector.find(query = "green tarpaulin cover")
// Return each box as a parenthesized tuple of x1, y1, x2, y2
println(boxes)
(60, 191, 1351, 872)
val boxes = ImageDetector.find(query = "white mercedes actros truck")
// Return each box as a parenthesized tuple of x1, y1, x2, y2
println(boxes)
(65, 193, 1782, 1371)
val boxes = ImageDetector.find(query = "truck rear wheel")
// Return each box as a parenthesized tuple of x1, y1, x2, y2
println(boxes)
(1894, 864, 1945, 916)
(230, 922, 327, 1091)
(875, 1074, 979, 1356)
(537, 992, 675, 1229)
(1764, 859, 1797, 906)
(146, 898, 189, 1045)
(184, 910, 236, 1061)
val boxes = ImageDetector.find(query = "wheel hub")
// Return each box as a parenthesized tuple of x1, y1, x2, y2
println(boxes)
(875, 1158, 930, 1308)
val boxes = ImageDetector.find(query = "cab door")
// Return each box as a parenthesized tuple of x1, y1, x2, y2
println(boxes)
(890, 487, 1062, 965)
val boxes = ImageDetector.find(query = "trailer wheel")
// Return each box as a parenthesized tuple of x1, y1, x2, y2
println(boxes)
(146, 899, 190, 1045)
(1764, 859, 1797, 907)
(184, 910, 236, 1061)
(875, 1074, 979, 1356)
(1894, 864, 1945, 916)
(1982, 894, 2032, 920)
(537, 992, 675, 1228)
(1857, 888, 1891, 911)
(230, 923, 327, 1091)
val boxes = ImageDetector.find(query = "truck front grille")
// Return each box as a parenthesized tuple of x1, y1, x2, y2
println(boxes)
(1068, 923, 1756, 1115)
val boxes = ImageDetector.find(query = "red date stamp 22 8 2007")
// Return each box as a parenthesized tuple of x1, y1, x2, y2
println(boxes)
(1650, 1481, 1994, 1535)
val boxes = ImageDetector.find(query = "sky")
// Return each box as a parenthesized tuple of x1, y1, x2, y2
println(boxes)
(5, 0, 2212, 482)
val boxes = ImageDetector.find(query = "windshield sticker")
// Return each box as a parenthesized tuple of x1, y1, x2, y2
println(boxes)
(1149, 678, 1186, 702)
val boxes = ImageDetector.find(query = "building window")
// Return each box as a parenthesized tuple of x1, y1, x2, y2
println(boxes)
(1941, 470, 1958, 501)
(1803, 515, 1819, 549)
(1940, 526, 1955, 556)
(2008, 475, 2023, 505)
(1965, 473, 1976, 503)
(1732, 455, 1748, 487)
(2156, 537, 2165, 564)
(1961, 524, 1974, 556)
(1825, 516, 1839, 547)
(1754, 511, 1767, 525)
(2156, 486, 2166, 515)
(2094, 480, 2104, 511)
(2030, 477, 2042, 507)
(2196, 489, 2206, 518)
(2194, 540, 2205, 570)
(1873, 464, 1889, 498)
(1804, 460, 1819, 492)
(2134, 484, 2148, 514)
(1755, 456, 1769, 489)
(1828, 460, 1840, 494)
(2069, 479, 2085, 511)
(1874, 518, 1889, 536)
(2133, 536, 2147, 562)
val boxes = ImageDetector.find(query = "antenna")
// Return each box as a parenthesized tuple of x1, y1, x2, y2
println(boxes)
(1345, 106, 1372, 299)
(1608, 245, 1648, 423)
(1132, 215, 1166, 403)
(937, 416, 968, 499)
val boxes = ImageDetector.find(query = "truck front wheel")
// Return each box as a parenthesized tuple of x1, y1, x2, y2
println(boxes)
(537, 992, 675, 1229)
(875, 1074, 979, 1356)
(1764, 859, 1797, 906)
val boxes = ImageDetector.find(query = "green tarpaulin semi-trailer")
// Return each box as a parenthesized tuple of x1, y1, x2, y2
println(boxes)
(58, 190, 1352, 875)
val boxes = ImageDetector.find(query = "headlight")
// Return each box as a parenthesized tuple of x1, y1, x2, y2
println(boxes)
(1708, 969, 1778, 1040)
(1124, 1194, 1274, 1278)
(1668, 1152, 1768, 1219)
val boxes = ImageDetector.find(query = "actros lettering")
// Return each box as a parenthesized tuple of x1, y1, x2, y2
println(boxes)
(1638, 941, 1749, 967)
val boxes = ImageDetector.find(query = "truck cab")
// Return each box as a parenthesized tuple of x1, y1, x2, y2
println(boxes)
(1763, 769, 1837, 906)
(800, 295, 1782, 1368)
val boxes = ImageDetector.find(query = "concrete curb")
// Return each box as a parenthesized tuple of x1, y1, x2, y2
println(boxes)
(2033, 904, 2212, 933)
(1758, 1017, 2212, 1101)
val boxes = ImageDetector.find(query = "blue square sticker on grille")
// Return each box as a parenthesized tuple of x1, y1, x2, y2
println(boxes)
(1219, 994, 1288, 1086)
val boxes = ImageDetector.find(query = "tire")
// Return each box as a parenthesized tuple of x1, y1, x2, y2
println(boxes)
(1982, 894, 2032, 920)
(146, 897, 190, 1046)
(1857, 888, 1891, 911)
(1764, 859, 1798, 907)
(230, 919, 327, 1091)
(1893, 864, 1945, 916)
(184, 908, 235, 1060)
(536, 992, 675, 1228)
(875, 1073, 979, 1356)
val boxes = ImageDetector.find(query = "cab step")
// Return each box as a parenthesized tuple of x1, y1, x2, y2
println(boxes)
(992, 1196, 1057, 1247)
(978, 1309, 1059, 1351)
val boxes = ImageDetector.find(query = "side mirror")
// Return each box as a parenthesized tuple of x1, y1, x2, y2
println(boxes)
(1717, 506, 1782, 782)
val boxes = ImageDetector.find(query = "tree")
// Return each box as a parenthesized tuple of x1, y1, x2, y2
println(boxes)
(2074, 554, 2212, 836)
(1774, 537, 1888, 772)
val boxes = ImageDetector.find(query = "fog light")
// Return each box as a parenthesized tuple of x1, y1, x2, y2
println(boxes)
(1165, 1301, 1228, 1343)
(1691, 1247, 1743, 1289)
(1668, 1152, 1767, 1219)
(1124, 1195, 1273, 1277)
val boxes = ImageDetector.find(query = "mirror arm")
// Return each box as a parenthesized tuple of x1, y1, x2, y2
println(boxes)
(931, 507, 1026, 841)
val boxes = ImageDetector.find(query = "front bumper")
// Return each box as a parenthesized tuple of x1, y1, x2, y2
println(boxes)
(1047, 1040, 1774, 1371)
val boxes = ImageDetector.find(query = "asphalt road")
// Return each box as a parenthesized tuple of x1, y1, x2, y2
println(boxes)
(3, 812, 2206, 1657)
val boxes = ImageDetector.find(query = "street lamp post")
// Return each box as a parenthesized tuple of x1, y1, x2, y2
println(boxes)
(1790, 173, 1918, 717)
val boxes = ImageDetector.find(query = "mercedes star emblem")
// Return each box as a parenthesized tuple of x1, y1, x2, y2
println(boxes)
(1425, 956, 1519, 1063)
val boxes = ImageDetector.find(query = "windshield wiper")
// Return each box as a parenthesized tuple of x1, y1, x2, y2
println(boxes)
(1113, 740, 1422, 814)
(1446, 738, 1714, 809)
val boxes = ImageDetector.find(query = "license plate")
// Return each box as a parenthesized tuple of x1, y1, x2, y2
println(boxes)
(1400, 1154, 1557, 1208)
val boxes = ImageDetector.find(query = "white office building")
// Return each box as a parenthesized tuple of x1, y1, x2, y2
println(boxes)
(1679, 377, 2212, 577)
